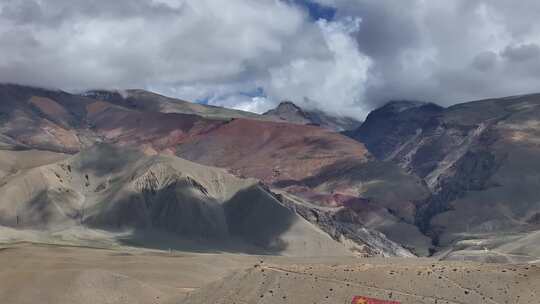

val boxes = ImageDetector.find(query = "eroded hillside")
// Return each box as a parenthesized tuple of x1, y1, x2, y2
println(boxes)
(349, 95, 540, 261)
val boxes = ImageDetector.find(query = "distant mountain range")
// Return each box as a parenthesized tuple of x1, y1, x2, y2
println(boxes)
(83, 90, 362, 131)
(1, 83, 540, 262)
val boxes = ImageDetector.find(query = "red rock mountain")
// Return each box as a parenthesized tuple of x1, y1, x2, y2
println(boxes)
(0, 84, 426, 256)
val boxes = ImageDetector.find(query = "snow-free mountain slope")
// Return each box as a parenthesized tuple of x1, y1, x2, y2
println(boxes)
(0, 143, 363, 256)
(0, 84, 429, 256)
(348, 94, 540, 260)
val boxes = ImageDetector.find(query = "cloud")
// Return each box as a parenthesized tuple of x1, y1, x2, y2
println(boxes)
(314, 0, 540, 107)
(0, 0, 372, 117)
(472, 51, 498, 72)
(502, 43, 540, 62)
(3, 0, 540, 118)
(265, 17, 371, 117)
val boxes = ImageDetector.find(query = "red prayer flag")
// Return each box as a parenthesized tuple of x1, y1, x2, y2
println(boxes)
(351, 296, 401, 304)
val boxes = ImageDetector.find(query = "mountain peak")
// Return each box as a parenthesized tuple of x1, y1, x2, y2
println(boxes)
(262, 100, 312, 125)
(263, 101, 362, 132)
(265, 100, 308, 116)
(276, 100, 303, 110)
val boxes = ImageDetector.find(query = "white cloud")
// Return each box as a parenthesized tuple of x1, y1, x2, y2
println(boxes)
(266, 17, 371, 117)
(4, 0, 540, 117)
(225, 96, 274, 114)
(0, 1, 300, 87)
(0, 0, 372, 118)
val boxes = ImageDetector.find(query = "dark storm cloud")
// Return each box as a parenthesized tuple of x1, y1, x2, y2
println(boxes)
(502, 44, 540, 62)
(472, 52, 498, 72)
(314, 0, 540, 108)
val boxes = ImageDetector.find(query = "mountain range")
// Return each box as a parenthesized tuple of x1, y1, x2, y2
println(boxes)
(1, 83, 540, 262)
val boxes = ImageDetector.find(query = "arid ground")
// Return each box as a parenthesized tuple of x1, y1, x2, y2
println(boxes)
(0, 242, 538, 304)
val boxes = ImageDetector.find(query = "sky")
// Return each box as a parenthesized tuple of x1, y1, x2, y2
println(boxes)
(2, 0, 540, 119)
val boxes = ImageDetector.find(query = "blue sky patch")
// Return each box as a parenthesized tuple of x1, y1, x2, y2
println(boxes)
(196, 87, 266, 105)
(285, 0, 336, 21)
(239, 87, 266, 98)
